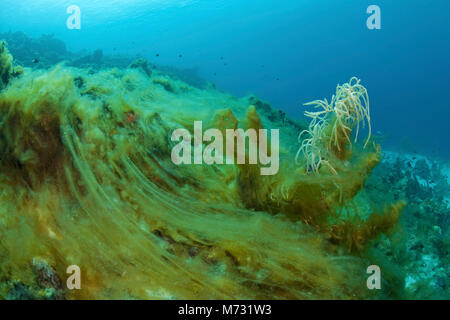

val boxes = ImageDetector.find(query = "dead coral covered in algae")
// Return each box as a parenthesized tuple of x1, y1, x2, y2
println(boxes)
(0, 42, 405, 299)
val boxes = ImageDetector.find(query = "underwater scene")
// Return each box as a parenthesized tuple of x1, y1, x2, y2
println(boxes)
(0, 0, 448, 301)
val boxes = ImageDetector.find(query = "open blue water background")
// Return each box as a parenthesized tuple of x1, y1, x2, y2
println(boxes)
(1, 0, 449, 158)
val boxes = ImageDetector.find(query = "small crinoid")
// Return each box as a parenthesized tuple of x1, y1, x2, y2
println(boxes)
(332, 77, 371, 149)
(295, 118, 337, 175)
(304, 77, 371, 151)
(296, 77, 372, 175)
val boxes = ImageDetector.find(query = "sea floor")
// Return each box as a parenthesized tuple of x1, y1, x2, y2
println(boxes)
(367, 150, 449, 298)
(0, 31, 448, 300)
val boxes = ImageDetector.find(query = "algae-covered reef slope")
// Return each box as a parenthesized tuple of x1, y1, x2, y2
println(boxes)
(0, 42, 405, 299)
(0, 31, 126, 70)
(0, 31, 207, 89)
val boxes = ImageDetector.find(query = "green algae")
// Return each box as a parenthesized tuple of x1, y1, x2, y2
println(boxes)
(0, 41, 406, 299)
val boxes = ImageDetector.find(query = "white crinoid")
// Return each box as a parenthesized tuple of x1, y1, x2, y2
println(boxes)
(296, 77, 372, 174)
(295, 117, 337, 175)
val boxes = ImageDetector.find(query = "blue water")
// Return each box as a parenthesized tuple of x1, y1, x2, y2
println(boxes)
(1, 0, 449, 158)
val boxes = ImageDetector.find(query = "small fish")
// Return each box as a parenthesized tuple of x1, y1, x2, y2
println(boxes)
(178, 54, 183, 58)
(407, 161, 412, 168)
(32, 59, 39, 64)
(156, 53, 160, 57)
